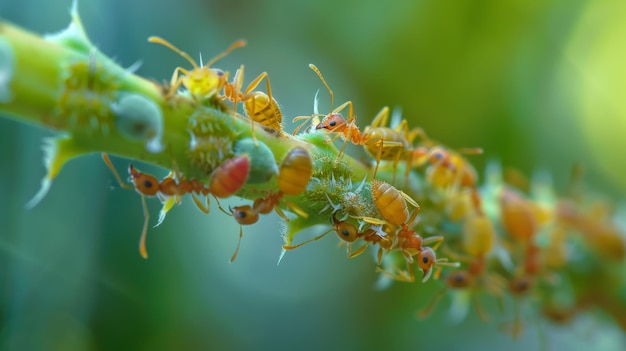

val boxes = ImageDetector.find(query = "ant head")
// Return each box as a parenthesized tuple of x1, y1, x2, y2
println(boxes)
(446, 270, 472, 289)
(316, 113, 345, 130)
(509, 275, 534, 296)
(334, 221, 359, 243)
(230, 205, 259, 225)
(128, 164, 159, 196)
(417, 247, 437, 281)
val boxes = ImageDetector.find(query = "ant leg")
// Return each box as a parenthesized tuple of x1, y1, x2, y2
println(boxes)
(422, 235, 445, 250)
(404, 152, 413, 186)
(370, 106, 390, 128)
(474, 294, 490, 322)
(417, 287, 448, 319)
(229, 225, 244, 263)
(212, 195, 231, 216)
(333, 100, 354, 118)
(400, 190, 420, 211)
(347, 244, 368, 259)
(273, 206, 291, 222)
(284, 200, 309, 219)
(190, 194, 210, 214)
(376, 247, 384, 266)
(282, 229, 333, 250)
(373, 138, 384, 179)
(102, 153, 133, 190)
(230, 64, 245, 117)
(291, 115, 312, 135)
(138, 195, 150, 259)
(375, 261, 415, 283)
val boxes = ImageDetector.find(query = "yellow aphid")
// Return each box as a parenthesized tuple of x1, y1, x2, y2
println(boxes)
(462, 213, 496, 257)
(277, 147, 313, 196)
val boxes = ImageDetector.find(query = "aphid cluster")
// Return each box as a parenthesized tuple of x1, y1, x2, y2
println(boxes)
(23, 29, 626, 340)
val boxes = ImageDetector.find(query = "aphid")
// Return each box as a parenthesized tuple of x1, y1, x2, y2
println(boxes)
(102, 153, 249, 259)
(445, 188, 483, 222)
(370, 180, 418, 226)
(462, 212, 496, 258)
(223, 66, 285, 140)
(148, 36, 246, 100)
(499, 187, 538, 242)
(229, 146, 312, 224)
(233, 138, 278, 184)
(277, 146, 313, 196)
(209, 155, 251, 198)
(282, 214, 392, 264)
(227, 147, 312, 261)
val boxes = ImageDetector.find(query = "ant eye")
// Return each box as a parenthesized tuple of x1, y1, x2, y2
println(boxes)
(329, 121, 336, 127)
(143, 180, 154, 188)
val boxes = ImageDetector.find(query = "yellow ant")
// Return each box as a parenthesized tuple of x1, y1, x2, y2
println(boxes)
(148, 36, 246, 100)
(223, 66, 285, 143)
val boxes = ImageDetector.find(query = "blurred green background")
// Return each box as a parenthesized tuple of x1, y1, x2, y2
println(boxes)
(1, 0, 626, 350)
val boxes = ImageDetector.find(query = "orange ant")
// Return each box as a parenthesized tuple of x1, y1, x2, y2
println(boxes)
(148, 36, 246, 100)
(282, 214, 393, 264)
(370, 180, 457, 282)
(418, 213, 505, 321)
(499, 186, 540, 242)
(223, 66, 285, 142)
(497, 186, 559, 338)
(291, 64, 357, 158)
(228, 147, 312, 262)
(556, 198, 625, 261)
(102, 153, 249, 259)
(412, 144, 483, 190)
(316, 107, 431, 180)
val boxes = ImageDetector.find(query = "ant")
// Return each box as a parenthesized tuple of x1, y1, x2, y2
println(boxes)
(282, 214, 393, 265)
(228, 147, 312, 262)
(370, 180, 457, 282)
(418, 213, 505, 321)
(148, 36, 245, 100)
(412, 143, 483, 190)
(102, 153, 249, 259)
(223, 66, 285, 142)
